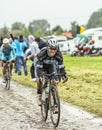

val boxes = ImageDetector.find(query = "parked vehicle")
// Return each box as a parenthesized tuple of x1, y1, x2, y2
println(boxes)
(43, 35, 67, 42)
(82, 27, 102, 48)
(83, 42, 102, 56)
(68, 35, 88, 56)
(58, 41, 69, 54)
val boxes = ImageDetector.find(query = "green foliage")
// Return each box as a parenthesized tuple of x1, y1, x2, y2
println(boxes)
(86, 8, 102, 29)
(1, 8, 102, 39)
(21, 27, 30, 37)
(11, 22, 25, 30)
(69, 21, 78, 37)
(61, 55, 102, 116)
(52, 25, 63, 35)
(28, 19, 50, 36)
(0, 25, 9, 37)
(33, 28, 43, 37)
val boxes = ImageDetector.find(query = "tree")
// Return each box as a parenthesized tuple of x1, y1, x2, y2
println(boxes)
(21, 27, 30, 37)
(86, 9, 102, 29)
(52, 25, 63, 35)
(28, 19, 50, 36)
(34, 28, 43, 37)
(69, 21, 78, 37)
(0, 25, 9, 37)
(11, 22, 25, 30)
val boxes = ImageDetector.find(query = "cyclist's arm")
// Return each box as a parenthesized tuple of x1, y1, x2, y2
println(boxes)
(56, 50, 68, 81)
(36, 62, 44, 78)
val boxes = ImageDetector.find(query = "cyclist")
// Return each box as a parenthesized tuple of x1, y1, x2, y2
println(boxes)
(1, 38, 15, 83)
(36, 38, 68, 106)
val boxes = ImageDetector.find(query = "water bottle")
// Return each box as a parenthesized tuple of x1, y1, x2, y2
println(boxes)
(45, 86, 49, 98)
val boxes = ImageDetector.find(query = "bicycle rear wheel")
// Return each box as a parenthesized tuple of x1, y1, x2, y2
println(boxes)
(41, 90, 49, 121)
(49, 86, 60, 127)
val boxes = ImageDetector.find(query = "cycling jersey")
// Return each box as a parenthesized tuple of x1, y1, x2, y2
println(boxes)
(1, 44, 15, 61)
(36, 47, 66, 77)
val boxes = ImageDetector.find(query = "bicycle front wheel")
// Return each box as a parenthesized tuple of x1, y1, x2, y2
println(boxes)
(41, 90, 49, 121)
(6, 77, 10, 90)
(5, 68, 11, 90)
(49, 86, 60, 127)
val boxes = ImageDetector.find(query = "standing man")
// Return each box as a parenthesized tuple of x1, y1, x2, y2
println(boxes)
(27, 35, 40, 81)
(35, 37, 47, 50)
(10, 32, 28, 75)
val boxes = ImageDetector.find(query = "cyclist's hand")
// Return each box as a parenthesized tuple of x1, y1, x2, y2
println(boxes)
(62, 75, 68, 83)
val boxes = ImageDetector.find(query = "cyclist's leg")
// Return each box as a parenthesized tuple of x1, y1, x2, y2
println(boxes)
(10, 61, 13, 76)
(36, 66, 44, 106)
(2, 60, 7, 83)
(36, 78, 42, 106)
(7, 56, 13, 76)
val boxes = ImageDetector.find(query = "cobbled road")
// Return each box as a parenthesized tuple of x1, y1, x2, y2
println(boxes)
(0, 79, 102, 130)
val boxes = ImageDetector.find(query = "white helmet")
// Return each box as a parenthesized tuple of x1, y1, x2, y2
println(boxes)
(3, 38, 9, 44)
(47, 38, 58, 49)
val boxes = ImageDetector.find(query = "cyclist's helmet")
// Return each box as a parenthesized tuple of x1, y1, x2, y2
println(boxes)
(47, 38, 58, 49)
(3, 38, 9, 44)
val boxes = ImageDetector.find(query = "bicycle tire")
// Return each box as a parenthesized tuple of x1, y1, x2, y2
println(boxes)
(5, 79, 10, 90)
(49, 86, 60, 127)
(5, 66, 10, 90)
(41, 90, 49, 121)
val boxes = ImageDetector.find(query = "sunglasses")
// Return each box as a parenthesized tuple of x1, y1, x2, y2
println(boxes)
(48, 47, 57, 50)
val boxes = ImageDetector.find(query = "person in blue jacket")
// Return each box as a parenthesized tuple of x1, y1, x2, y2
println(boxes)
(10, 32, 28, 75)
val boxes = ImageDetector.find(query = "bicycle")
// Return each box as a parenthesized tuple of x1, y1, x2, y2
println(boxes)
(5, 61, 11, 90)
(41, 72, 61, 128)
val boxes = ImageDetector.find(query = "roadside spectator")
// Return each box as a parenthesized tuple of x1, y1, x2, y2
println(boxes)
(0, 37, 3, 47)
(24, 47, 35, 80)
(27, 35, 40, 81)
(10, 32, 28, 75)
(35, 37, 47, 50)
(0, 37, 3, 66)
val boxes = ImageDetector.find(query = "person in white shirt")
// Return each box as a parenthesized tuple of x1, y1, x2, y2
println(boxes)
(27, 35, 40, 81)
